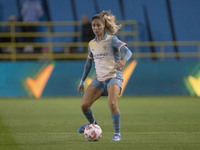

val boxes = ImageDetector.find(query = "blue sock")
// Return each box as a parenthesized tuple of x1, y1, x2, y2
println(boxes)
(83, 108, 95, 124)
(111, 112, 121, 134)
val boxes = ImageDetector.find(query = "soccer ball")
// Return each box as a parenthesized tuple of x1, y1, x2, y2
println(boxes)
(84, 124, 102, 141)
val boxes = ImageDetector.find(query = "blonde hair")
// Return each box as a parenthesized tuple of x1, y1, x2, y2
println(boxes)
(92, 11, 122, 34)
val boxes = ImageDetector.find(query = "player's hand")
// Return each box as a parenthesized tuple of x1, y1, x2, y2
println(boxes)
(78, 85, 84, 93)
(78, 80, 84, 93)
(116, 59, 127, 70)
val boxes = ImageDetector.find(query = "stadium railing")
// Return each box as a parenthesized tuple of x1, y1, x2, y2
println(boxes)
(0, 21, 199, 61)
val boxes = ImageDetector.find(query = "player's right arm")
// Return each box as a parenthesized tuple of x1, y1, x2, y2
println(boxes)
(78, 46, 93, 93)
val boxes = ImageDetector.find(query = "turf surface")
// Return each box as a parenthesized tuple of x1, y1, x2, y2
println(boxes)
(0, 96, 200, 150)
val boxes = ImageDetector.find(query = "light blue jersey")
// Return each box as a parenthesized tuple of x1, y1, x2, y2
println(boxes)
(88, 33, 126, 81)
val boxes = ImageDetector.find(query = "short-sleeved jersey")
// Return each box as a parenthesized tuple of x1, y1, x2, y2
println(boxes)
(88, 33, 127, 81)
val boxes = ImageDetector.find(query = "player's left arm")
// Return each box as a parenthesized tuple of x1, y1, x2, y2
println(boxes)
(111, 35, 132, 70)
(117, 45, 132, 70)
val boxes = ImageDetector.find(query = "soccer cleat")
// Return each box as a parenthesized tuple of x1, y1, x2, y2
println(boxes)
(78, 121, 97, 133)
(112, 134, 121, 141)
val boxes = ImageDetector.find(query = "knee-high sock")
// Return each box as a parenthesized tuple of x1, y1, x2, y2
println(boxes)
(83, 108, 95, 124)
(111, 112, 120, 134)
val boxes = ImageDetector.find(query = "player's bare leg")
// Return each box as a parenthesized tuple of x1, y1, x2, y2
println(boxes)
(78, 85, 102, 133)
(81, 85, 102, 112)
(108, 84, 120, 113)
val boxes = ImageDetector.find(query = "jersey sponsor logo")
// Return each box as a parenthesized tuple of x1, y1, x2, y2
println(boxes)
(94, 53, 108, 59)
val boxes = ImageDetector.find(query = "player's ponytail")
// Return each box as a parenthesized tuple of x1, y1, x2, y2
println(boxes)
(92, 10, 122, 34)
(101, 11, 122, 34)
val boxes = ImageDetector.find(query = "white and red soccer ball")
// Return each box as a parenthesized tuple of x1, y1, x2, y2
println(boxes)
(84, 124, 102, 141)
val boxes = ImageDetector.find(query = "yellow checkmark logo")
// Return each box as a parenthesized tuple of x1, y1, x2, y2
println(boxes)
(188, 76, 200, 97)
(26, 62, 55, 98)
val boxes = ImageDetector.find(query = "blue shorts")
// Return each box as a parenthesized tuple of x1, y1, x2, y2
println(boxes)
(90, 77, 123, 96)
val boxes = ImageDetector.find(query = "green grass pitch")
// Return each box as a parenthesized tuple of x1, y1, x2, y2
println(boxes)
(0, 96, 200, 150)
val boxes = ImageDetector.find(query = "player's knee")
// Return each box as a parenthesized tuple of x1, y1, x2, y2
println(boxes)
(108, 99, 116, 106)
(108, 100, 118, 112)
(81, 102, 90, 112)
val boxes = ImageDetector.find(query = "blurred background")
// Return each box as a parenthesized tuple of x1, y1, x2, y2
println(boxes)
(0, 0, 200, 98)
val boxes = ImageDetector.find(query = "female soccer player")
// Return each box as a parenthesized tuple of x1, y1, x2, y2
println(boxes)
(78, 11, 132, 141)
